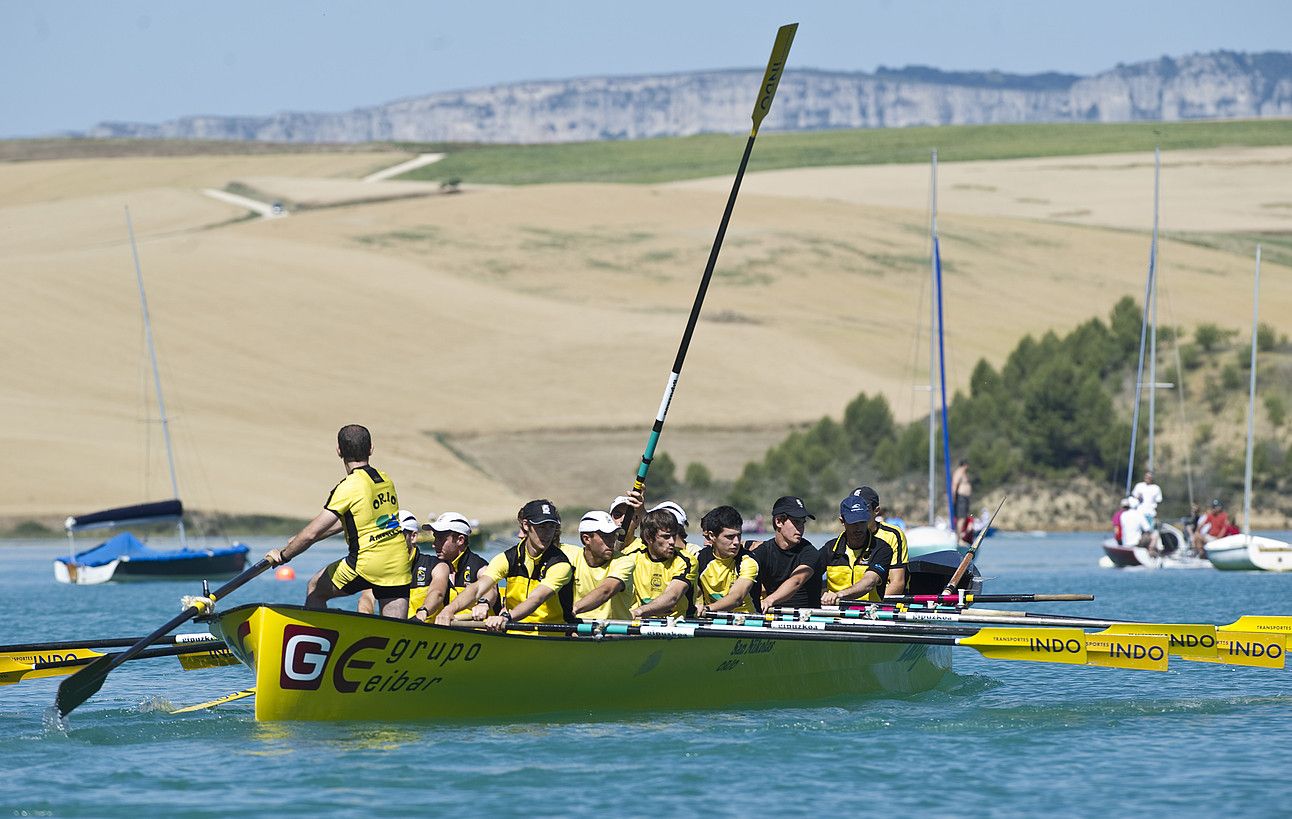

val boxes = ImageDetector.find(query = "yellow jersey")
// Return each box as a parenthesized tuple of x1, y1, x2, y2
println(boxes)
(822, 531, 894, 602)
(629, 547, 697, 618)
(324, 465, 410, 586)
(695, 547, 759, 613)
(484, 543, 576, 624)
(562, 545, 635, 621)
(408, 549, 491, 617)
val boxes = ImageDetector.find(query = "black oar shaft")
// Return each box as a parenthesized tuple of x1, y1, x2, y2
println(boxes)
(13, 642, 225, 673)
(1, 633, 216, 654)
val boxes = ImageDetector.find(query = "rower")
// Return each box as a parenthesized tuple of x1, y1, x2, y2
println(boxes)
(411, 512, 497, 622)
(628, 507, 697, 619)
(694, 505, 759, 616)
(821, 495, 892, 605)
(265, 424, 412, 618)
(750, 495, 823, 611)
(357, 509, 421, 615)
(620, 498, 687, 556)
(566, 510, 636, 620)
(851, 485, 909, 596)
(435, 499, 576, 631)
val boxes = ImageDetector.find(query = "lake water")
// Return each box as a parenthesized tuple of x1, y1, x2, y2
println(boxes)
(2, 532, 1289, 817)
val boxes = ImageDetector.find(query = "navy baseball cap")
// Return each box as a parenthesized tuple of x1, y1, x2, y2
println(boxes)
(521, 499, 561, 525)
(840, 496, 873, 524)
(771, 495, 815, 520)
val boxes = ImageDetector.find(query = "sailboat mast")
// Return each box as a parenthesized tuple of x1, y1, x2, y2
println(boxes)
(1147, 147, 1160, 473)
(125, 208, 187, 548)
(928, 150, 938, 526)
(1242, 245, 1261, 538)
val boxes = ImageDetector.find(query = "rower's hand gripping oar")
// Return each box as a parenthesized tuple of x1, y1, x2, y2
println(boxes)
(55, 559, 271, 718)
(620, 22, 797, 546)
(941, 495, 1006, 596)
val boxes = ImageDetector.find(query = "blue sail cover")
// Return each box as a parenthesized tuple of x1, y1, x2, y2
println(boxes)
(65, 499, 183, 532)
(56, 532, 249, 568)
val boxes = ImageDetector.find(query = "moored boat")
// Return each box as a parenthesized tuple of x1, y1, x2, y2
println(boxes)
(213, 604, 951, 722)
(1099, 523, 1206, 569)
(1205, 534, 1292, 572)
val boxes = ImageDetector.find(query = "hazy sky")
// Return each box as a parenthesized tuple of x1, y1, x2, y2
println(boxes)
(3, 0, 1290, 137)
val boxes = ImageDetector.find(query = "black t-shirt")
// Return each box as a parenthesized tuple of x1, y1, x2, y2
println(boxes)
(751, 537, 822, 609)
(411, 548, 488, 591)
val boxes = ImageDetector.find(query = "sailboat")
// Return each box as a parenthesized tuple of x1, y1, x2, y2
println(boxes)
(1205, 246, 1292, 572)
(54, 209, 249, 584)
(1100, 149, 1199, 569)
(905, 150, 961, 557)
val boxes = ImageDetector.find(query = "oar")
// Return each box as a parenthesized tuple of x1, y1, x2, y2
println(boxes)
(1, 632, 217, 657)
(2, 641, 230, 686)
(879, 593, 1094, 606)
(55, 559, 271, 718)
(941, 496, 1006, 594)
(620, 23, 797, 546)
(691, 611, 1168, 671)
(769, 606, 1283, 669)
(167, 688, 256, 715)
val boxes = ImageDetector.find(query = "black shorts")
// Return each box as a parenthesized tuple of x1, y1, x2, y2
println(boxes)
(323, 558, 410, 600)
(955, 495, 971, 518)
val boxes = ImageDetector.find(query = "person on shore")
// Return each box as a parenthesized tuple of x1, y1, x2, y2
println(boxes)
(265, 424, 411, 618)
(694, 505, 759, 615)
(751, 496, 823, 611)
(410, 512, 496, 622)
(567, 510, 636, 621)
(357, 509, 421, 615)
(435, 500, 576, 630)
(952, 460, 973, 544)
(822, 495, 893, 605)
(851, 485, 909, 596)
(1192, 499, 1231, 555)
(1131, 470, 1163, 529)
(1119, 496, 1156, 554)
(628, 508, 697, 619)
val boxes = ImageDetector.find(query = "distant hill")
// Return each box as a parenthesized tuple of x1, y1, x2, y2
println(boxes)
(82, 50, 1292, 145)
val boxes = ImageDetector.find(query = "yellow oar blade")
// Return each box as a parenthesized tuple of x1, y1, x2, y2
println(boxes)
(1102, 623, 1219, 659)
(0, 647, 105, 685)
(1222, 616, 1292, 646)
(168, 688, 256, 714)
(1184, 632, 1286, 669)
(959, 627, 1087, 665)
(750, 23, 797, 135)
(1088, 631, 1169, 671)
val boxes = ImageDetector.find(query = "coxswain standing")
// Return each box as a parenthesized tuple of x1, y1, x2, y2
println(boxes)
(357, 509, 420, 615)
(435, 500, 576, 631)
(265, 424, 412, 618)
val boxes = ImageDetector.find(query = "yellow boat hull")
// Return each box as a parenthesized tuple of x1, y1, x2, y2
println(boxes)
(214, 604, 952, 722)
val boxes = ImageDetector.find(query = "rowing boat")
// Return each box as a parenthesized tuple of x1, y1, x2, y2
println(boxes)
(213, 603, 951, 722)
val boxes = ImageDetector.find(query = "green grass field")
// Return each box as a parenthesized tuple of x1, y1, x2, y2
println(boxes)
(397, 119, 1292, 185)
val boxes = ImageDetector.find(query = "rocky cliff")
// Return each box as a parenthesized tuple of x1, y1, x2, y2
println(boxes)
(86, 51, 1292, 144)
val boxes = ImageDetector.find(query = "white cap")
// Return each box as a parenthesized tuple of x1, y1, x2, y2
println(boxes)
(424, 512, 472, 536)
(579, 510, 619, 534)
(648, 500, 687, 526)
(397, 510, 420, 533)
(609, 495, 633, 513)
(1122, 497, 1138, 509)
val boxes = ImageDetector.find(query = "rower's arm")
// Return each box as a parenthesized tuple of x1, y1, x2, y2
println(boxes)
(269, 510, 341, 563)
(836, 568, 885, 600)
(633, 579, 690, 618)
(506, 583, 557, 622)
(435, 573, 496, 624)
(416, 563, 452, 620)
(759, 565, 811, 609)
(706, 578, 755, 613)
(573, 577, 625, 615)
(884, 567, 907, 597)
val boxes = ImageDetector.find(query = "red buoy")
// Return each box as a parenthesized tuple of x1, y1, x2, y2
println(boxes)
(274, 566, 296, 581)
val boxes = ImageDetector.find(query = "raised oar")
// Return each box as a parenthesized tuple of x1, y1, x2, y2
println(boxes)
(56, 559, 271, 718)
(942, 496, 1006, 594)
(879, 593, 1094, 606)
(620, 22, 797, 546)
(2, 641, 230, 686)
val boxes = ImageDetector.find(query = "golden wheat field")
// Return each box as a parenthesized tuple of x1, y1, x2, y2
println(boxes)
(2, 143, 1290, 525)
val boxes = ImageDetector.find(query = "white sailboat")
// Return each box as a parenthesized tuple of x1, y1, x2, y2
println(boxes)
(1100, 149, 1201, 569)
(905, 150, 960, 555)
(55, 208, 248, 584)
(1205, 246, 1292, 572)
